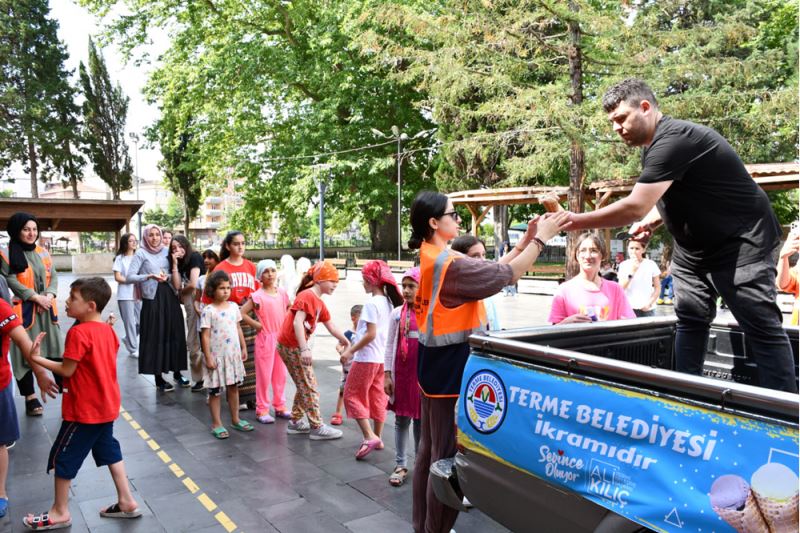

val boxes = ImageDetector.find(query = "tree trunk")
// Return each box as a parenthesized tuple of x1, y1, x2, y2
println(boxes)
(565, 0, 585, 279)
(493, 204, 508, 258)
(71, 174, 79, 198)
(183, 195, 192, 241)
(368, 204, 399, 254)
(27, 136, 38, 199)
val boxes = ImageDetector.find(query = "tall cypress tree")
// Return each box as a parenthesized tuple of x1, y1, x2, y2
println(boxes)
(79, 37, 132, 199)
(0, 0, 78, 198)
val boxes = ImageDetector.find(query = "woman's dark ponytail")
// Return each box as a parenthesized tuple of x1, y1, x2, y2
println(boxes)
(409, 191, 448, 249)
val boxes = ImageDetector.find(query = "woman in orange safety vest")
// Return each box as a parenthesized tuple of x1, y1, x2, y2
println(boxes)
(0, 213, 63, 417)
(408, 191, 569, 533)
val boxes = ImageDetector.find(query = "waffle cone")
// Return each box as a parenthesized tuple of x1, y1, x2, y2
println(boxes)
(537, 194, 563, 213)
(713, 491, 769, 533)
(753, 490, 799, 533)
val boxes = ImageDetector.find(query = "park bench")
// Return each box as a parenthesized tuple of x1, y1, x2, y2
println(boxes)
(522, 263, 565, 280)
(387, 260, 415, 272)
(326, 257, 347, 274)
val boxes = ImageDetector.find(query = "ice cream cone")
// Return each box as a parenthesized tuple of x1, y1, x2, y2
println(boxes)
(537, 193, 563, 213)
(713, 491, 770, 533)
(751, 463, 799, 533)
(753, 491, 799, 533)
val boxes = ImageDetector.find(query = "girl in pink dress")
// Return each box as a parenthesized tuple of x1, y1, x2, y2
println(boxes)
(241, 260, 291, 424)
(384, 267, 422, 486)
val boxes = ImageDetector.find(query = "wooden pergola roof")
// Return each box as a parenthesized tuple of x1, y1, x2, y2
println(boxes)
(0, 198, 144, 233)
(450, 162, 799, 233)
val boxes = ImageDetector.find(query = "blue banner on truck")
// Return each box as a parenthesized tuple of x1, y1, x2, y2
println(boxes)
(458, 356, 799, 533)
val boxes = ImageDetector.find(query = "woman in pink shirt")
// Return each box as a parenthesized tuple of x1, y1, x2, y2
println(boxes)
(548, 233, 635, 324)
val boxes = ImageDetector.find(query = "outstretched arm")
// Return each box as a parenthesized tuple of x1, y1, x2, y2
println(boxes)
(566, 181, 670, 232)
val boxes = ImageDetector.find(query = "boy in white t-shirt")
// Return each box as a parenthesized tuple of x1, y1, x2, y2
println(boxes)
(340, 261, 403, 460)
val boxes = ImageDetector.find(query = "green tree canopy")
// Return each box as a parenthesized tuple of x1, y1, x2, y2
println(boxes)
(81, 0, 436, 251)
(79, 37, 132, 199)
(0, 0, 80, 198)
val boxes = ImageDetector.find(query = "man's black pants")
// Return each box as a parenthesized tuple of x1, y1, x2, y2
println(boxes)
(671, 254, 797, 392)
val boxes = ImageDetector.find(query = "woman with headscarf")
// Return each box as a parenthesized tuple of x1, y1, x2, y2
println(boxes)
(0, 213, 62, 415)
(278, 255, 298, 301)
(126, 225, 187, 391)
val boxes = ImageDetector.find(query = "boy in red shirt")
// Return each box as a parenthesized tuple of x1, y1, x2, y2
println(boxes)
(24, 277, 140, 530)
(0, 298, 58, 519)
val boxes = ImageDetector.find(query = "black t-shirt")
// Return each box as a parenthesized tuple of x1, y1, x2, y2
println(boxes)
(178, 252, 205, 284)
(638, 117, 780, 269)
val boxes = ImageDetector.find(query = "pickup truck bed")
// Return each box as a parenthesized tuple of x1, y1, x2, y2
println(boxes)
(433, 317, 799, 533)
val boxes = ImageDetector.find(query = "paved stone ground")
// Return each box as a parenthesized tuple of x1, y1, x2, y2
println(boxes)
(1, 272, 686, 533)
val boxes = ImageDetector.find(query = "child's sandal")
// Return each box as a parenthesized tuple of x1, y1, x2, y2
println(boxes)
(211, 426, 229, 439)
(389, 467, 408, 487)
(231, 420, 254, 432)
(330, 413, 343, 425)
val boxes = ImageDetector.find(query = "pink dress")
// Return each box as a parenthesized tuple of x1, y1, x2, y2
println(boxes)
(251, 287, 290, 415)
(385, 305, 421, 419)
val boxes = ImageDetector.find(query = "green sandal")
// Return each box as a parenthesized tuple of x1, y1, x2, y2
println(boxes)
(211, 426, 229, 439)
(230, 420, 254, 432)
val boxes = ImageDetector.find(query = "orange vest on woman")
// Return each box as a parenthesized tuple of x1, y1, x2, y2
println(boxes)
(415, 241, 486, 347)
(0, 245, 58, 329)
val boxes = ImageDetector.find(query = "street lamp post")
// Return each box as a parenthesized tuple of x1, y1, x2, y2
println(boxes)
(128, 132, 142, 240)
(313, 164, 332, 262)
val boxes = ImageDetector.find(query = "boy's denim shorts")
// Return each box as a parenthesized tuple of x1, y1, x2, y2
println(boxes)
(47, 420, 122, 479)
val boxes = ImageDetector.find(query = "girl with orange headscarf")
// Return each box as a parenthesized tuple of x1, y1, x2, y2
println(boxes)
(340, 260, 403, 460)
(275, 260, 350, 440)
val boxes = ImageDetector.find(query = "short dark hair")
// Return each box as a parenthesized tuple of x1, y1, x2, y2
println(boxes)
(204, 270, 230, 299)
(70, 277, 112, 312)
(602, 78, 658, 113)
(350, 304, 363, 316)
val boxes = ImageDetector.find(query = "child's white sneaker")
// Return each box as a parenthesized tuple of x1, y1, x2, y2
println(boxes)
(309, 424, 343, 440)
(287, 419, 310, 434)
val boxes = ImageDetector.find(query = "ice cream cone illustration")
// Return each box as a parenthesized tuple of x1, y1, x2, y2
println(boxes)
(750, 463, 799, 533)
(709, 475, 769, 533)
(537, 193, 563, 213)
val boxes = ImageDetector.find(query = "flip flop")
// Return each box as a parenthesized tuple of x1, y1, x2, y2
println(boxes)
(100, 503, 142, 519)
(274, 410, 293, 420)
(25, 398, 43, 416)
(230, 420, 254, 432)
(23, 511, 71, 530)
(389, 467, 408, 487)
(211, 426, 229, 439)
(355, 438, 382, 460)
(0, 497, 7, 518)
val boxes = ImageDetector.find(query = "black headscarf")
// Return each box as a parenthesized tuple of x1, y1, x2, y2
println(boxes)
(7, 212, 39, 274)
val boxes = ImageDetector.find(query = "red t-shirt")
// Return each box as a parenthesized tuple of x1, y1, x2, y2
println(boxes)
(0, 299, 21, 389)
(62, 322, 121, 424)
(277, 289, 330, 348)
(202, 259, 260, 305)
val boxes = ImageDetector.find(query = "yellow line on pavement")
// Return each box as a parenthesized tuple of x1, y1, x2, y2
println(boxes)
(183, 477, 200, 494)
(118, 406, 239, 532)
(197, 493, 217, 512)
(215, 511, 237, 532)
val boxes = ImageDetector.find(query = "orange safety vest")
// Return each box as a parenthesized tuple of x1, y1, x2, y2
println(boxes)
(0, 245, 58, 329)
(415, 241, 486, 347)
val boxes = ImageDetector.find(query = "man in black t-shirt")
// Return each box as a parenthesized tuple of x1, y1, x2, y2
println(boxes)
(565, 78, 796, 393)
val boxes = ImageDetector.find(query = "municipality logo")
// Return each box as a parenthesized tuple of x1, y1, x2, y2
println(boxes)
(465, 370, 507, 434)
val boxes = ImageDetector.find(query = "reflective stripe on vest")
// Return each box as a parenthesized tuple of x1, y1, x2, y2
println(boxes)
(417, 242, 485, 347)
(0, 245, 58, 329)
